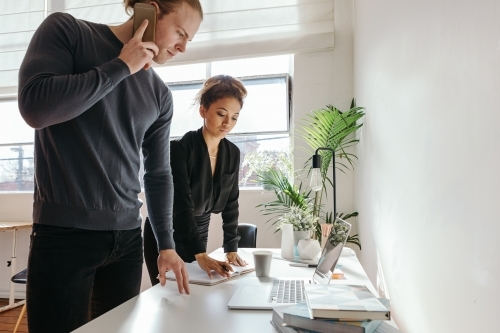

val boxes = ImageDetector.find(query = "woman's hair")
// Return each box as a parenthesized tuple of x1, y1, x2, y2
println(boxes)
(124, 0, 203, 20)
(195, 75, 248, 110)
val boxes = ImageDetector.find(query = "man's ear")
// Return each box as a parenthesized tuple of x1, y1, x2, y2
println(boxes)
(199, 106, 206, 118)
(150, 1, 160, 14)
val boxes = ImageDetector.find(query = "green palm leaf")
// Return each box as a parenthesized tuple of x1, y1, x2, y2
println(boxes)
(256, 170, 312, 227)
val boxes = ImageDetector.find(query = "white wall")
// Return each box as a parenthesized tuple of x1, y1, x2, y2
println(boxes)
(353, 0, 500, 332)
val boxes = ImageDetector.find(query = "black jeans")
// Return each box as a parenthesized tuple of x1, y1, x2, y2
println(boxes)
(26, 224, 143, 333)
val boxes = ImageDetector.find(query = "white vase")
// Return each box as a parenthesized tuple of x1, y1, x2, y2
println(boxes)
(280, 224, 294, 260)
(293, 230, 311, 257)
(297, 239, 322, 260)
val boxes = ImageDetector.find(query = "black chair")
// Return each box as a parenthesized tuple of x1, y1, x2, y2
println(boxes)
(11, 268, 27, 333)
(237, 223, 257, 248)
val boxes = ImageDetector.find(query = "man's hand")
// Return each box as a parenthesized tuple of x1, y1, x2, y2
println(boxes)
(158, 249, 190, 294)
(195, 253, 233, 278)
(226, 252, 248, 266)
(118, 19, 159, 74)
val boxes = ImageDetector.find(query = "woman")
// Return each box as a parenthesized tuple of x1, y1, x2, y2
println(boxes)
(144, 75, 248, 285)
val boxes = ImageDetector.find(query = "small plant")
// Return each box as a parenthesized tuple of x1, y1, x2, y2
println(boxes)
(276, 206, 318, 231)
(256, 170, 311, 226)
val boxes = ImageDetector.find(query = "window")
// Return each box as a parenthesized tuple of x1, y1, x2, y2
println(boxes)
(0, 55, 293, 192)
(154, 55, 293, 188)
(167, 75, 290, 137)
(0, 99, 35, 191)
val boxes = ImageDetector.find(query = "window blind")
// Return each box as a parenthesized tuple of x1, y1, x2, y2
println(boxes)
(0, 0, 334, 90)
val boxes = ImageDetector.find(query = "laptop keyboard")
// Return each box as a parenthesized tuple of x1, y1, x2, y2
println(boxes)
(268, 279, 305, 304)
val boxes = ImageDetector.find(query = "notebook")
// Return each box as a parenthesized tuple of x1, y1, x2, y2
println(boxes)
(165, 261, 255, 286)
(227, 218, 351, 310)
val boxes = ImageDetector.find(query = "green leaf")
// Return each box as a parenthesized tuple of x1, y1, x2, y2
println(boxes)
(256, 170, 312, 225)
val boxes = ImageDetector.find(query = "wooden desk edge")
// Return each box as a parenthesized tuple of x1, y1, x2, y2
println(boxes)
(0, 222, 33, 231)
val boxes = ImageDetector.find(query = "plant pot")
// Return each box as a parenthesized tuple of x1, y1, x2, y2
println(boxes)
(293, 230, 311, 257)
(297, 239, 321, 260)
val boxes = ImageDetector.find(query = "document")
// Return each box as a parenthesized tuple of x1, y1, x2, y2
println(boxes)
(165, 262, 255, 286)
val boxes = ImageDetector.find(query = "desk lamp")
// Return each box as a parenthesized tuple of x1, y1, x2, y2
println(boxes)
(310, 147, 336, 223)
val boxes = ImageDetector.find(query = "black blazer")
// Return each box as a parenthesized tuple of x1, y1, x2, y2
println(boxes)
(170, 128, 240, 255)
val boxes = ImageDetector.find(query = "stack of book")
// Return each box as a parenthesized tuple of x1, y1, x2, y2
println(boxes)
(271, 284, 395, 333)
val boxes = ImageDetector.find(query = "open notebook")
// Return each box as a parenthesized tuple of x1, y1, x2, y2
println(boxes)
(165, 262, 255, 286)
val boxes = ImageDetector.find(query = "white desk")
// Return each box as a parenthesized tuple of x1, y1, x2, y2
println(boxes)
(73, 247, 381, 333)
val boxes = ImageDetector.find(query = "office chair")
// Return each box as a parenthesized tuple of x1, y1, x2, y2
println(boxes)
(237, 223, 257, 248)
(10, 268, 27, 333)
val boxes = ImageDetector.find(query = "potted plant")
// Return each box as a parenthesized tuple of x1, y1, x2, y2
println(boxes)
(257, 100, 365, 250)
(276, 206, 318, 256)
(256, 169, 311, 226)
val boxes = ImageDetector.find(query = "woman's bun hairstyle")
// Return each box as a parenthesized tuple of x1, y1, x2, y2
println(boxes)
(195, 75, 247, 109)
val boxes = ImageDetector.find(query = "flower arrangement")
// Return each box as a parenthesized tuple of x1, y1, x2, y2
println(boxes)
(277, 206, 318, 231)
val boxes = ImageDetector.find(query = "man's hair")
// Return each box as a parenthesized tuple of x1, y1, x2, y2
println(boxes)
(195, 75, 248, 109)
(124, 0, 203, 20)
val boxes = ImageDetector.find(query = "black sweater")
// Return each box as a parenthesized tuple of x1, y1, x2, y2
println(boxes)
(171, 128, 241, 254)
(18, 13, 175, 249)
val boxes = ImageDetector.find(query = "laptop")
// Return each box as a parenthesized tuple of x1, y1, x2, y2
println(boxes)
(227, 218, 351, 310)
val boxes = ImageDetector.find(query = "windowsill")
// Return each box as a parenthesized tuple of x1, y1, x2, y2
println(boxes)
(0, 191, 33, 195)
(239, 186, 265, 191)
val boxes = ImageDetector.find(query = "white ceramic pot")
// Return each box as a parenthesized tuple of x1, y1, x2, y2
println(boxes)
(297, 238, 321, 260)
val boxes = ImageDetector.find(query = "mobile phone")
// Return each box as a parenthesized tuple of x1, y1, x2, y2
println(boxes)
(133, 3, 156, 42)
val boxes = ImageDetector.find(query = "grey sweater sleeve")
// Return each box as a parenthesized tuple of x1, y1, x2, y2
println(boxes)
(18, 13, 130, 129)
(142, 88, 175, 250)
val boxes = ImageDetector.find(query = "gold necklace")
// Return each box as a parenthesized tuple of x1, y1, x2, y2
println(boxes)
(209, 155, 217, 159)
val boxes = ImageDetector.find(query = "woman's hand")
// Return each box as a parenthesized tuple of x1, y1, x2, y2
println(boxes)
(195, 253, 233, 278)
(226, 252, 248, 266)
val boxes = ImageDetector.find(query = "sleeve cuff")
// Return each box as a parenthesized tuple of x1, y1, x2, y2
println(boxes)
(223, 239, 239, 253)
(155, 230, 176, 251)
(191, 242, 208, 255)
(100, 58, 130, 87)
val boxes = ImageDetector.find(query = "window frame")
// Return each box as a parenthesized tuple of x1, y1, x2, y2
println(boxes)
(0, 71, 292, 192)
(167, 73, 292, 139)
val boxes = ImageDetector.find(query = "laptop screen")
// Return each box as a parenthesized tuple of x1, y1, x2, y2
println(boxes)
(312, 218, 351, 284)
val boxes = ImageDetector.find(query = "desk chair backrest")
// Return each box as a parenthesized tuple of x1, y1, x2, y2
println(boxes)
(11, 269, 27, 284)
(237, 223, 257, 248)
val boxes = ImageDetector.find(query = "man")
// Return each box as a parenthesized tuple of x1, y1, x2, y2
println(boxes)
(18, 1, 202, 332)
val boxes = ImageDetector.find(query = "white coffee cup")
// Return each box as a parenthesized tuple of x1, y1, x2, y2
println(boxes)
(253, 251, 273, 277)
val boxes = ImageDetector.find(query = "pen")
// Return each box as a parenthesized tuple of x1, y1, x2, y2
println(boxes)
(289, 263, 317, 268)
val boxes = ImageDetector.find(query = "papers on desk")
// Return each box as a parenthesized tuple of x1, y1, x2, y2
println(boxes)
(165, 262, 255, 286)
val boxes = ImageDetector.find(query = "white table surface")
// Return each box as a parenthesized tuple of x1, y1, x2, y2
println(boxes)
(73, 247, 375, 333)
